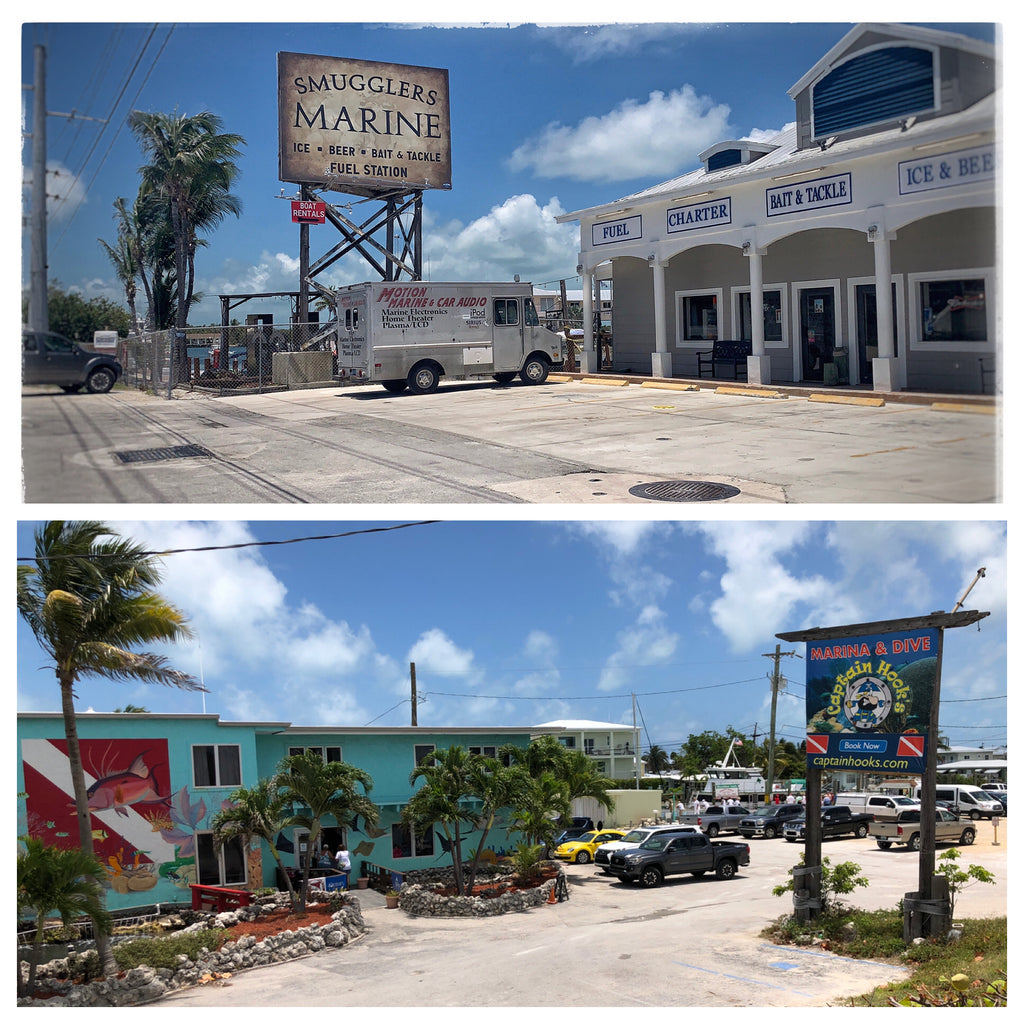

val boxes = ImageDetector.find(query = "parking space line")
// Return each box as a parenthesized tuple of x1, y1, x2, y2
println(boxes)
(671, 959, 816, 998)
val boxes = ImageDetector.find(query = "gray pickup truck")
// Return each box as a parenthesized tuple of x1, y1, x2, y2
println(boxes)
(606, 831, 750, 887)
(676, 805, 751, 837)
(737, 803, 805, 839)
(870, 808, 977, 851)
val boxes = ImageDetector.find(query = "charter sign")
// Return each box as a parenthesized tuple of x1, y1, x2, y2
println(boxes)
(278, 52, 451, 197)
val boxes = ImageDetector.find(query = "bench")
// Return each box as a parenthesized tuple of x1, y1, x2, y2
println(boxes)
(189, 883, 253, 912)
(696, 340, 751, 379)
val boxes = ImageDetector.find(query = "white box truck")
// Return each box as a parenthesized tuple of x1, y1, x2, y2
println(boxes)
(311, 280, 566, 394)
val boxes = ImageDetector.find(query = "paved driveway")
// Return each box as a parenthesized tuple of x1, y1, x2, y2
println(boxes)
(160, 819, 1007, 1008)
(21, 377, 999, 503)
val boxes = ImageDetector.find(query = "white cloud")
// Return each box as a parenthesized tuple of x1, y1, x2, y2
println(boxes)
(407, 628, 476, 677)
(545, 23, 713, 64)
(743, 122, 795, 143)
(508, 87, 732, 183)
(598, 604, 678, 691)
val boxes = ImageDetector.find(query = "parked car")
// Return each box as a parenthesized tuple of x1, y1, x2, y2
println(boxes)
(594, 824, 699, 874)
(676, 805, 751, 837)
(737, 803, 805, 839)
(553, 828, 626, 864)
(870, 808, 977, 850)
(782, 805, 873, 841)
(23, 329, 122, 394)
(833, 792, 920, 822)
(606, 831, 750, 887)
(916, 784, 1003, 820)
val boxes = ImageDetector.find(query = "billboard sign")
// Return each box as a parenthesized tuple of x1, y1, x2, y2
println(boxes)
(804, 627, 939, 776)
(278, 52, 451, 197)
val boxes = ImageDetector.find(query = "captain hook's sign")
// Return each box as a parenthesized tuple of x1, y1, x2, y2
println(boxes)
(803, 627, 938, 775)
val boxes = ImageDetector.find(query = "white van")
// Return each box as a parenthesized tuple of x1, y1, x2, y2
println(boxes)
(915, 784, 1003, 819)
(834, 792, 920, 822)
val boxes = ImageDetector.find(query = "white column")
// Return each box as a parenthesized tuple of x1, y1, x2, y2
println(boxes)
(871, 227, 899, 392)
(580, 269, 598, 373)
(650, 258, 673, 378)
(745, 244, 771, 385)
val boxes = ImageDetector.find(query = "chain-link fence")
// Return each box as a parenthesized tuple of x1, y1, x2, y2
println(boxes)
(121, 322, 340, 398)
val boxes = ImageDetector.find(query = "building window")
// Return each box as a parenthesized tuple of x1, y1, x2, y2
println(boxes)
(414, 744, 436, 767)
(676, 291, 722, 344)
(737, 289, 784, 345)
(812, 45, 936, 139)
(468, 746, 497, 758)
(558, 736, 576, 749)
(192, 744, 241, 788)
(918, 277, 987, 342)
(195, 831, 246, 886)
(392, 822, 435, 858)
(288, 745, 342, 763)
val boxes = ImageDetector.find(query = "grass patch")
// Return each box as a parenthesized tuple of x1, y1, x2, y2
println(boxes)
(113, 929, 230, 972)
(763, 910, 1006, 1006)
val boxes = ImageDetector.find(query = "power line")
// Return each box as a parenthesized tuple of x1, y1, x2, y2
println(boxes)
(421, 676, 766, 702)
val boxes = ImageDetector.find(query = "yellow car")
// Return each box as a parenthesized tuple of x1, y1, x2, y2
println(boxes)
(553, 829, 627, 864)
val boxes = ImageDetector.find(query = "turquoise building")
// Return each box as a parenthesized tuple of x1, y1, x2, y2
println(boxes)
(17, 712, 545, 910)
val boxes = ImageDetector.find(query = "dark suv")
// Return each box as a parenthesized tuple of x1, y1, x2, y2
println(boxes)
(23, 329, 122, 394)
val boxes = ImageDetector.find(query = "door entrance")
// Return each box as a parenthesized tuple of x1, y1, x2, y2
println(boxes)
(799, 288, 836, 383)
(855, 283, 898, 387)
(492, 297, 526, 371)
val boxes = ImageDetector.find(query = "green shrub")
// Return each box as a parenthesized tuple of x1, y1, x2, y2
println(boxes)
(113, 929, 230, 971)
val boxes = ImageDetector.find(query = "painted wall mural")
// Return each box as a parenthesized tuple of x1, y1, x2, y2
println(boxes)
(20, 738, 212, 898)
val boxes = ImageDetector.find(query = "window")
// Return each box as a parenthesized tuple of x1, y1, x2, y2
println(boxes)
(676, 292, 721, 343)
(524, 298, 540, 326)
(288, 745, 342, 763)
(558, 736, 576, 749)
(195, 831, 246, 885)
(493, 299, 519, 326)
(391, 822, 434, 858)
(468, 746, 497, 758)
(812, 45, 936, 139)
(738, 290, 784, 344)
(192, 744, 241, 788)
(919, 277, 987, 342)
(414, 744, 436, 767)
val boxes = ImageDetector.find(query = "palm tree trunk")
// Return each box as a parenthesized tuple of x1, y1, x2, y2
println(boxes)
(59, 675, 117, 978)
(268, 847, 299, 912)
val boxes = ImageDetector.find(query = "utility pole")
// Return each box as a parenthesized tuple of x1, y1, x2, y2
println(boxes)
(762, 644, 798, 802)
(410, 662, 417, 726)
(28, 44, 48, 332)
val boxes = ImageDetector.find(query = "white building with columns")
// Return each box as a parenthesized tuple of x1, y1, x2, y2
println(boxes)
(557, 23, 997, 394)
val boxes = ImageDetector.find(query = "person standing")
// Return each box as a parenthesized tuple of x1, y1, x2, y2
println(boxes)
(335, 844, 351, 873)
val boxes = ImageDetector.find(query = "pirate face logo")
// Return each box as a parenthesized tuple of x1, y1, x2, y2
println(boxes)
(843, 675, 892, 730)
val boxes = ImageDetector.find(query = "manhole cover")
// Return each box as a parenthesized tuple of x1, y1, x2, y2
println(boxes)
(629, 480, 740, 502)
(113, 444, 213, 464)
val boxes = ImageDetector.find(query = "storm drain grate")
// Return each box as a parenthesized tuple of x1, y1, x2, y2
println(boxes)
(113, 444, 213, 464)
(629, 480, 740, 502)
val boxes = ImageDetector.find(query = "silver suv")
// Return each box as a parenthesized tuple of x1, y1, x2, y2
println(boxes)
(594, 823, 698, 873)
(23, 329, 122, 394)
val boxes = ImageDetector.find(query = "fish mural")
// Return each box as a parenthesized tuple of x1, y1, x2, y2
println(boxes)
(86, 752, 164, 816)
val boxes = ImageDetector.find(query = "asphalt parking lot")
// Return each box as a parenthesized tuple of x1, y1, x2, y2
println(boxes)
(161, 818, 1007, 1008)
(21, 376, 999, 503)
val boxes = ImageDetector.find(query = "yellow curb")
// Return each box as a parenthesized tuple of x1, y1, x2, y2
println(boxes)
(930, 402, 997, 415)
(640, 381, 701, 391)
(547, 374, 573, 382)
(582, 376, 629, 386)
(808, 393, 886, 407)
(715, 386, 787, 399)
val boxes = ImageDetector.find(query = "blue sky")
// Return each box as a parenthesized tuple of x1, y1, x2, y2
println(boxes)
(16, 520, 1007, 757)
(19, 15, 999, 324)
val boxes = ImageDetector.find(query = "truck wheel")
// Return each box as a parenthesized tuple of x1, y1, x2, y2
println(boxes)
(876, 841, 892, 850)
(520, 355, 549, 384)
(855, 823, 869, 839)
(638, 867, 663, 888)
(407, 362, 440, 394)
(909, 833, 922, 852)
(85, 367, 116, 393)
(705, 824, 720, 838)
(575, 850, 591, 864)
(381, 380, 407, 393)
(493, 372, 516, 383)
(960, 829, 976, 846)
(970, 809, 981, 820)
(715, 859, 737, 880)
(763, 825, 777, 839)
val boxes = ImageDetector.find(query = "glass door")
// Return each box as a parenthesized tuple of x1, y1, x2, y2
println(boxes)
(799, 288, 835, 382)
(855, 283, 898, 386)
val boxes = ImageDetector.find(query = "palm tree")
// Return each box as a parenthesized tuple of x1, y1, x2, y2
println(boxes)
(279, 751, 379, 912)
(98, 197, 142, 336)
(210, 777, 298, 910)
(463, 758, 528, 892)
(17, 520, 201, 975)
(18, 838, 112, 998)
(128, 110, 244, 344)
(560, 749, 615, 820)
(645, 744, 671, 776)
(403, 745, 480, 895)
(510, 770, 571, 852)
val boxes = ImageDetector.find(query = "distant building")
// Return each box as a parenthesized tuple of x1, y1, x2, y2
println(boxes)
(533, 718, 640, 781)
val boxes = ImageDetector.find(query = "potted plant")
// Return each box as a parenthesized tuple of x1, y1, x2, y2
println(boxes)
(385, 887, 401, 909)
